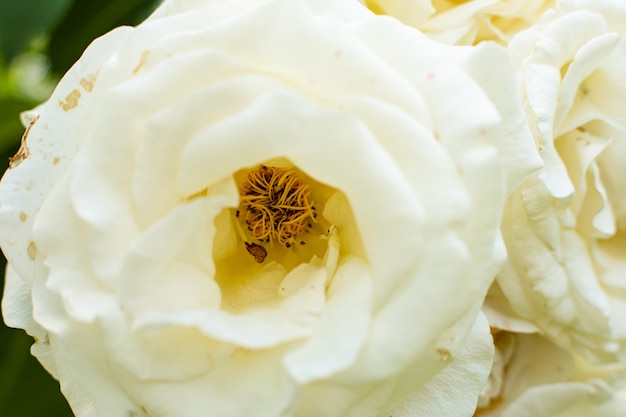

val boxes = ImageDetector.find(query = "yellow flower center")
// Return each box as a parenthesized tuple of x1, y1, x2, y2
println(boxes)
(236, 165, 318, 262)
(240, 165, 317, 246)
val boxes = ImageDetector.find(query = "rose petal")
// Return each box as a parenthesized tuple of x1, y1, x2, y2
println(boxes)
(389, 312, 494, 417)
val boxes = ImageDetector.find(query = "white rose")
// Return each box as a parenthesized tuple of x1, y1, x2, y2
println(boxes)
(474, 331, 626, 417)
(488, 0, 626, 363)
(358, 0, 556, 45)
(0, 0, 537, 416)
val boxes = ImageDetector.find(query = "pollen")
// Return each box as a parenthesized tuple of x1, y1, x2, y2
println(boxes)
(239, 165, 317, 252)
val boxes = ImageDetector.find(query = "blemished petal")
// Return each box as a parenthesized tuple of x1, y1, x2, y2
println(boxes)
(390, 312, 494, 417)
(0, 27, 132, 285)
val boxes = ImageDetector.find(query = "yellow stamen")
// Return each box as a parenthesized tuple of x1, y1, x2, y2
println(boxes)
(239, 165, 317, 252)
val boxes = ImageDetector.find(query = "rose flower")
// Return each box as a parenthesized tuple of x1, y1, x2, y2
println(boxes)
(488, 0, 626, 363)
(359, 0, 556, 46)
(0, 0, 537, 416)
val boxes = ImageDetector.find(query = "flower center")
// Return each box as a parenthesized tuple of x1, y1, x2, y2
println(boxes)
(211, 161, 361, 313)
(236, 165, 318, 262)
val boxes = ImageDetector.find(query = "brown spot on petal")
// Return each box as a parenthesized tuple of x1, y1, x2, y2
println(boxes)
(436, 348, 451, 363)
(9, 115, 39, 168)
(79, 73, 98, 92)
(59, 89, 81, 111)
(27, 241, 37, 261)
(133, 50, 150, 75)
(11, 146, 30, 166)
(19, 212, 27, 222)
(53, 156, 61, 165)
(576, 136, 591, 146)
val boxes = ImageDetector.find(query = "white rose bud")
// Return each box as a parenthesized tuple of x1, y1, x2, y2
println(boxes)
(0, 0, 537, 416)
(358, 0, 556, 45)
(490, 0, 626, 363)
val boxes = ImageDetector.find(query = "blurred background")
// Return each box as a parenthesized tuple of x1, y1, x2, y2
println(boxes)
(0, 0, 160, 415)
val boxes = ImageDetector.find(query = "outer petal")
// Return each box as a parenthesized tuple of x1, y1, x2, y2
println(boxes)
(475, 333, 626, 417)
(0, 27, 131, 284)
(390, 312, 494, 417)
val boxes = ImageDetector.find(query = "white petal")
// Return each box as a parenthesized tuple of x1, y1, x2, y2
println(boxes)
(390, 312, 494, 417)
(283, 256, 372, 383)
(0, 27, 132, 284)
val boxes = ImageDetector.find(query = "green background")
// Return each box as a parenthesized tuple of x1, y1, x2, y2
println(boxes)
(0, 0, 160, 415)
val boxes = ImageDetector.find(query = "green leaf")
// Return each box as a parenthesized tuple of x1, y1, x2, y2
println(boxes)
(0, 0, 73, 61)
(0, 329, 74, 417)
(48, 0, 160, 75)
(0, 98, 37, 157)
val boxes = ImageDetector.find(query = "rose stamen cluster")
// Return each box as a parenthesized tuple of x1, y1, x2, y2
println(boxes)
(239, 165, 317, 249)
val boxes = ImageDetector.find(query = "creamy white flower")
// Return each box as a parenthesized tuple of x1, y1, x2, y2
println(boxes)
(358, 0, 556, 45)
(489, 0, 626, 363)
(474, 332, 626, 417)
(0, 0, 536, 416)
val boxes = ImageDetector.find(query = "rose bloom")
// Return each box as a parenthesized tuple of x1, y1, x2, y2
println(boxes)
(358, 0, 556, 45)
(487, 0, 626, 364)
(0, 0, 538, 416)
(474, 331, 626, 417)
